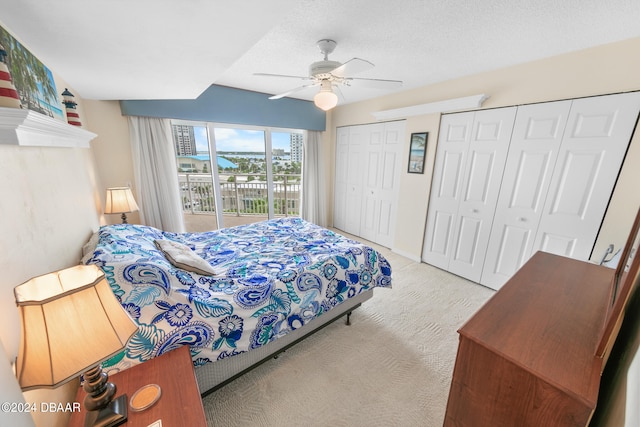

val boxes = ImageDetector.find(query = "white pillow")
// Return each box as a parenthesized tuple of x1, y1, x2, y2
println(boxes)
(81, 231, 100, 264)
(154, 239, 217, 276)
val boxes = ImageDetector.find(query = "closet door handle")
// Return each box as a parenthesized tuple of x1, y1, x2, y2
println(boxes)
(518, 217, 527, 222)
(472, 209, 479, 213)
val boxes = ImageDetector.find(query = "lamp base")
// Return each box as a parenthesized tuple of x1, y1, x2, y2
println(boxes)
(84, 394, 128, 427)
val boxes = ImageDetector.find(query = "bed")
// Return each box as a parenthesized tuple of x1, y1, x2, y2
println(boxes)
(82, 217, 392, 394)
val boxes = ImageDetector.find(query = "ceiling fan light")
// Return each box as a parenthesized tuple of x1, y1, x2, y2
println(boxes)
(314, 89, 338, 111)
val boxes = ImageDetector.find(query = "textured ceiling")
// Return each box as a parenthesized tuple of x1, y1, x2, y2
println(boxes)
(1, 0, 639, 105)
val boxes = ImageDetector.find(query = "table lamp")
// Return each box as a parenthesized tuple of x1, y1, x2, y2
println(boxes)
(105, 187, 139, 224)
(14, 264, 138, 427)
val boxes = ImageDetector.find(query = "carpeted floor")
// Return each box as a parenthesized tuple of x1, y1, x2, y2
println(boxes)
(202, 240, 495, 426)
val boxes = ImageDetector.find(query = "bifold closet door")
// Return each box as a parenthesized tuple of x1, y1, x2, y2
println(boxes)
(360, 121, 405, 247)
(343, 125, 368, 236)
(533, 91, 640, 259)
(360, 123, 386, 243)
(447, 107, 517, 282)
(422, 107, 517, 282)
(376, 121, 405, 248)
(334, 124, 367, 236)
(335, 121, 405, 247)
(422, 112, 474, 271)
(424, 92, 640, 289)
(333, 127, 350, 231)
(480, 100, 572, 289)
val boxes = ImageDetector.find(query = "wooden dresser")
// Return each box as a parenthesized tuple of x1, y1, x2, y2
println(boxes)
(444, 247, 639, 427)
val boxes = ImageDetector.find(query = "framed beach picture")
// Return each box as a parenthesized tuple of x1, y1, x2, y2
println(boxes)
(407, 132, 428, 174)
(0, 24, 64, 120)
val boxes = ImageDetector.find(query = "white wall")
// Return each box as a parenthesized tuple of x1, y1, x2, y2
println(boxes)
(0, 26, 105, 422)
(83, 99, 141, 225)
(0, 123, 103, 426)
(0, 94, 142, 427)
(327, 37, 640, 261)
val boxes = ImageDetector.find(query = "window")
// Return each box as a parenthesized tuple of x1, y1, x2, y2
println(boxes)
(170, 120, 303, 231)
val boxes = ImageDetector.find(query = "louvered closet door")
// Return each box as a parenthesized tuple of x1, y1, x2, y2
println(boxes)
(447, 107, 517, 282)
(533, 92, 640, 259)
(422, 112, 474, 270)
(480, 100, 571, 289)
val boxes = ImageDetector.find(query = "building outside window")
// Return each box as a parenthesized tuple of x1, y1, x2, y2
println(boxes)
(171, 121, 303, 231)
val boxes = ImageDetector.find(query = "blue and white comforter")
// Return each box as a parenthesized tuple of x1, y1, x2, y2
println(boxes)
(84, 218, 392, 371)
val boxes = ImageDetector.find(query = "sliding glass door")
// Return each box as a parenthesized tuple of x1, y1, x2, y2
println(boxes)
(212, 126, 272, 224)
(172, 122, 219, 231)
(272, 131, 302, 217)
(171, 120, 303, 232)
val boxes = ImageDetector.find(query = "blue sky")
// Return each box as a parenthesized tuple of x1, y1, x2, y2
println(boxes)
(194, 126, 293, 153)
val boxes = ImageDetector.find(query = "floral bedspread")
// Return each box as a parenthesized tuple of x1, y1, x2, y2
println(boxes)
(84, 218, 392, 371)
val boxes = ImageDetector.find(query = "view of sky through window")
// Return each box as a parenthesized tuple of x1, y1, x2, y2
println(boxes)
(194, 127, 293, 153)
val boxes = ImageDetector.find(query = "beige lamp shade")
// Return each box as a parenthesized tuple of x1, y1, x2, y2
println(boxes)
(14, 264, 138, 391)
(104, 187, 139, 214)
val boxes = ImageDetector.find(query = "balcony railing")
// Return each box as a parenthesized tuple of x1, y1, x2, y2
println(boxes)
(178, 173, 301, 217)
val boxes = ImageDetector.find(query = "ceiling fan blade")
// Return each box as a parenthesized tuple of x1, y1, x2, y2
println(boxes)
(346, 77, 403, 90)
(331, 58, 374, 77)
(268, 83, 319, 100)
(333, 84, 346, 101)
(254, 72, 311, 81)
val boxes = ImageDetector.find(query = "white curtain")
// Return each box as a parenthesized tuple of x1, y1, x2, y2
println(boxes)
(128, 116, 185, 233)
(301, 130, 327, 227)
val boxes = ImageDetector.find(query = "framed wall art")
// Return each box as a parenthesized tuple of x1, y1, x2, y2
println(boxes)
(407, 132, 428, 174)
(0, 24, 63, 120)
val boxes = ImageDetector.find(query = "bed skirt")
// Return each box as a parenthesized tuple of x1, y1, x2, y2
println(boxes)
(195, 288, 373, 395)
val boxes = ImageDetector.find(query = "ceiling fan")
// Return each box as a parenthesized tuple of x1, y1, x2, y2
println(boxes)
(254, 39, 403, 111)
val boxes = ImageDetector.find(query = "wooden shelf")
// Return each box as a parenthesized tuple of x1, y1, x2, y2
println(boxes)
(0, 106, 96, 148)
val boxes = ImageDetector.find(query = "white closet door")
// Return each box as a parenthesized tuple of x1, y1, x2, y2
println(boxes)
(343, 125, 368, 236)
(333, 127, 350, 231)
(360, 123, 385, 242)
(422, 112, 474, 270)
(335, 121, 405, 246)
(447, 107, 517, 282)
(534, 92, 640, 259)
(360, 121, 405, 247)
(375, 120, 405, 247)
(480, 101, 572, 289)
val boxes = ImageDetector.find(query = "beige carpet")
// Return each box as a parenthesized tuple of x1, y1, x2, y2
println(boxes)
(202, 243, 495, 426)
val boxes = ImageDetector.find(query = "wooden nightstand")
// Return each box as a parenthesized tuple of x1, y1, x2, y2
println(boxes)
(68, 345, 206, 427)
